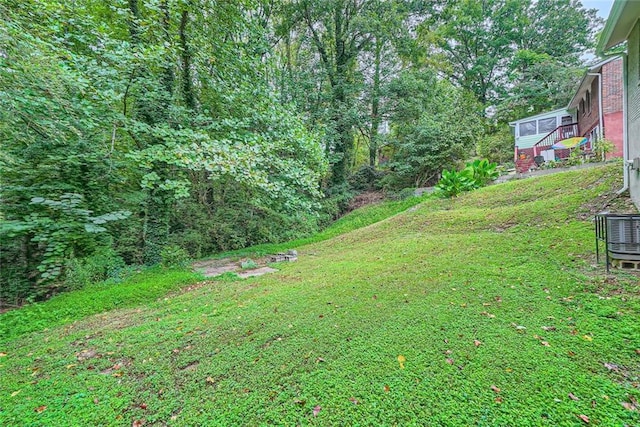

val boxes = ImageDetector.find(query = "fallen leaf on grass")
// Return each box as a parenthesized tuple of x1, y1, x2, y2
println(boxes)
(293, 398, 306, 406)
(569, 393, 580, 401)
(446, 358, 454, 365)
(349, 397, 359, 405)
(383, 385, 390, 393)
(541, 341, 550, 347)
(635, 349, 640, 355)
(541, 326, 556, 331)
(139, 403, 147, 410)
(34, 406, 47, 413)
(313, 405, 321, 417)
(490, 385, 501, 393)
(10, 390, 21, 397)
(132, 420, 145, 427)
(316, 357, 325, 363)
(0, 352, 7, 357)
(397, 355, 406, 369)
(205, 377, 215, 384)
(473, 340, 482, 347)
(444, 349, 452, 355)
(621, 401, 637, 411)
(495, 397, 503, 403)
(603, 362, 619, 371)
(577, 414, 589, 423)
(582, 335, 593, 342)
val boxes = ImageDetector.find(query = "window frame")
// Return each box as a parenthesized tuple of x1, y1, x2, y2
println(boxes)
(518, 120, 537, 137)
(537, 117, 557, 134)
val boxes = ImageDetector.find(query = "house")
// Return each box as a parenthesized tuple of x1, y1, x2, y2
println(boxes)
(509, 109, 578, 173)
(597, 0, 640, 210)
(509, 56, 626, 174)
(567, 57, 624, 160)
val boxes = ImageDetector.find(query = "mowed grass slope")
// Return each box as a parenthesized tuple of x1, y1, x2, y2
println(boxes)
(1, 164, 639, 426)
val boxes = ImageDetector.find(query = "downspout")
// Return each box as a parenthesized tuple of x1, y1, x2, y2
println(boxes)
(586, 72, 604, 145)
(618, 52, 630, 194)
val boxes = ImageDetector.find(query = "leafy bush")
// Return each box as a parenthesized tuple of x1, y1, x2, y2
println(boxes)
(594, 138, 615, 161)
(435, 159, 498, 197)
(64, 248, 127, 291)
(467, 159, 499, 186)
(349, 165, 386, 191)
(435, 169, 478, 197)
(160, 245, 191, 268)
(476, 125, 514, 164)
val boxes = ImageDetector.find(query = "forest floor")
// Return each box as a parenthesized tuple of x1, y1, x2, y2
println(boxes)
(1, 163, 639, 426)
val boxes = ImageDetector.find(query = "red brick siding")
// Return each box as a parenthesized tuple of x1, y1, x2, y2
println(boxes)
(602, 58, 623, 115)
(577, 78, 600, 137)
(604, 111, 624, 158)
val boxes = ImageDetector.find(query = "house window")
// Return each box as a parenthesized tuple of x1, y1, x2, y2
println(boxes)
(586, 90, 591, 113)
(561, 115, 573, 125)
(519, 120, 537, 136)
(580, 99, 585, 116)
(538, 117, 557, 133)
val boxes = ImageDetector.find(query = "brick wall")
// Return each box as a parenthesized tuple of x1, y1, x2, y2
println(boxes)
(577, 78, 600, 136)
(602, 58, 623, 114)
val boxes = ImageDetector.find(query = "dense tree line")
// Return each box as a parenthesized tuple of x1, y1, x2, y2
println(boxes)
(0, 0, 600, 304)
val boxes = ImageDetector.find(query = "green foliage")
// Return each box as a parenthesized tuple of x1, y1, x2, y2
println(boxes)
(0, 194, 130, 301)
(435, 169, 478, 197)
(0, 0, 328, 303)
(383, 70, 483, 189)
(476, 125, 516, 165)
(64, 248, 127, 291)
(159, 245, 191, 268)
(435, 159, 498, 197)
(419, 0, 601, 105)
(594, 138, 616, 161)
(349, 165, 386, 191)
(241, 259, 258, 270)
(467, 159, 499, 186)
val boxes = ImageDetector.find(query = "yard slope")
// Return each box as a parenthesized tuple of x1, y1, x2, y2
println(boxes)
(1, 164, 639, 426)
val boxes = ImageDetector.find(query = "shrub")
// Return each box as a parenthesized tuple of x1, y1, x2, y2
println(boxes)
(349, 165, 386, 191)
(435, 159, 498, 198)
(160, 245, 191, 268)
(64, 248, 127, 291)
(467, 159, 499, 186)
(435, 169, 478, 197)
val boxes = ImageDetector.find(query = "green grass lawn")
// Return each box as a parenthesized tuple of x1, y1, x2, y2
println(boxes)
(1, 164, 639, 426)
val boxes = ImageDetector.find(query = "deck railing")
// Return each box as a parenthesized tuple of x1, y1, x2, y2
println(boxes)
(532, 123, 579, 157)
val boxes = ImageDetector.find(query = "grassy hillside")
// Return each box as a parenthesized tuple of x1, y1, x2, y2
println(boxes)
(1, 164, 639, 426)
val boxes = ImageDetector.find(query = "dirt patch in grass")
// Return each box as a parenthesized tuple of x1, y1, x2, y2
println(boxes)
(346, 191, 386, 212)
